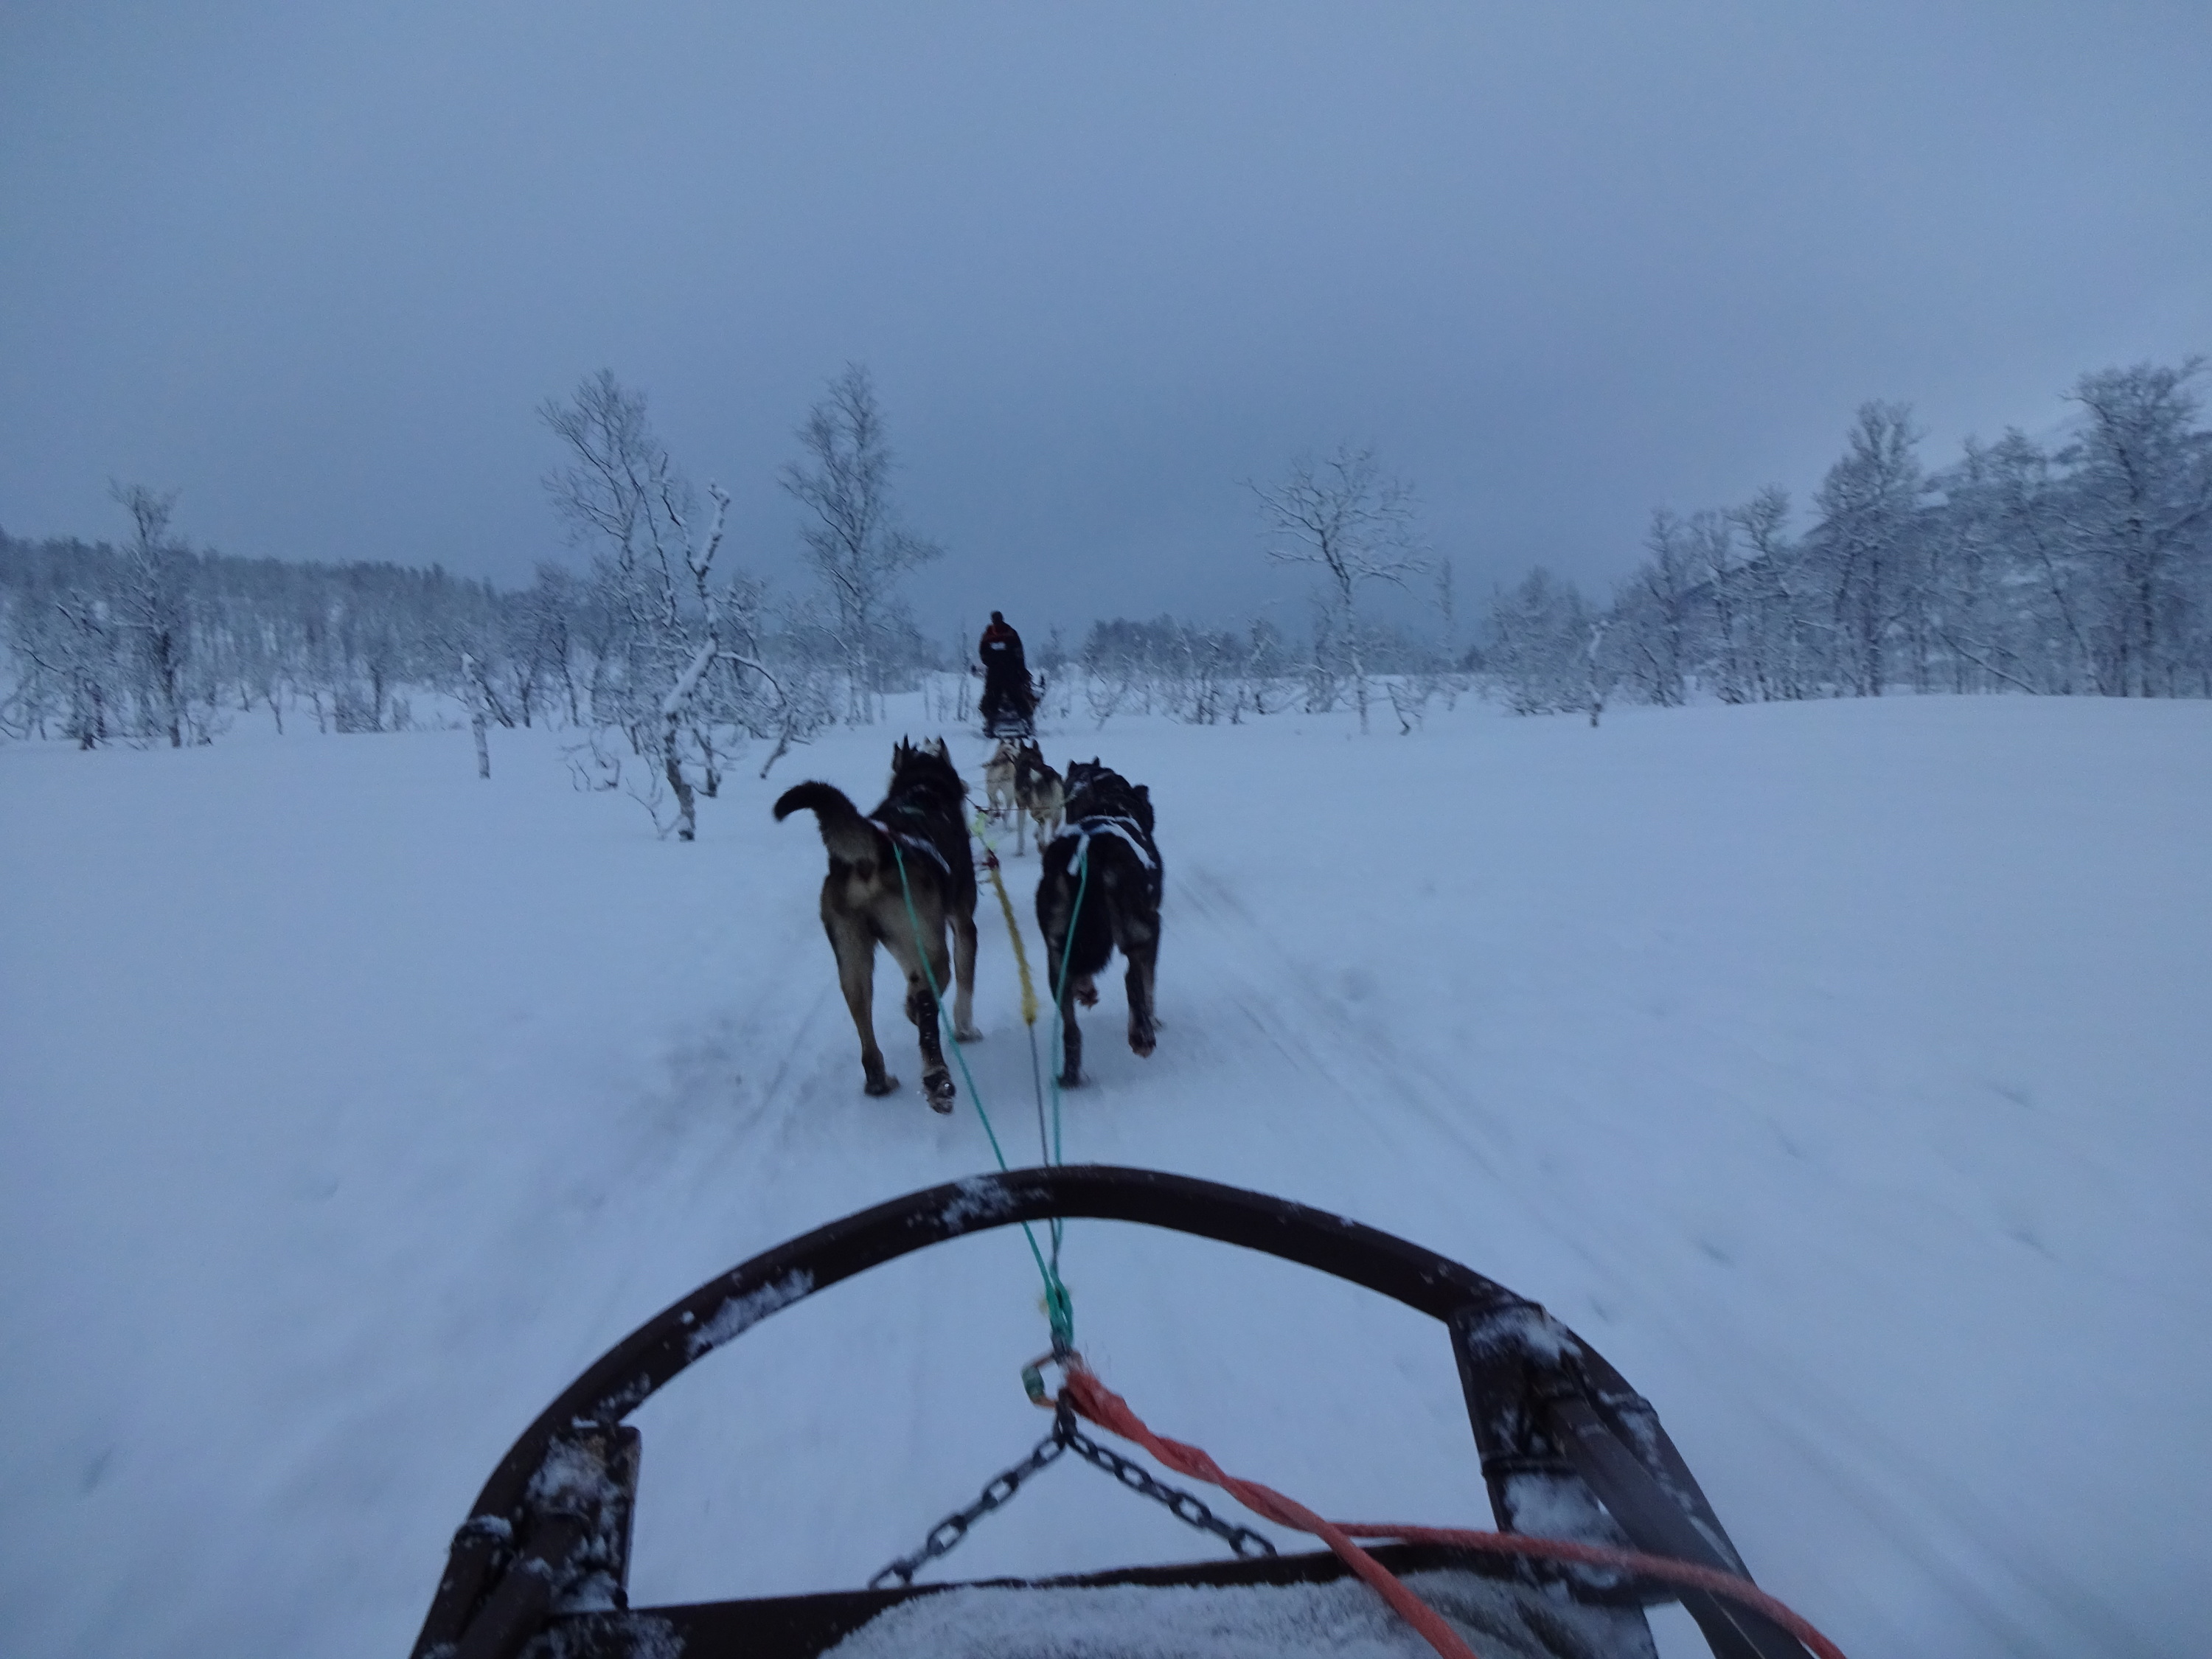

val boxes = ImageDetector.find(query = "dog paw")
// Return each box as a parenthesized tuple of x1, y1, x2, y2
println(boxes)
(925, 1070, 956, 1111)
(1057, 1070, 1083, 1090)
(1076, 980, 1099, 1009)
(953, 1023, 984, 1043)
(1129, 1029, 1155, 1058)
(866, 1073, 901, 1097)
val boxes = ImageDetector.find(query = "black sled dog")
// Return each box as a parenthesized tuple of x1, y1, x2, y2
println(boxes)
(774, 737, 981, 1110)
(1036, 759, 1162, 1087)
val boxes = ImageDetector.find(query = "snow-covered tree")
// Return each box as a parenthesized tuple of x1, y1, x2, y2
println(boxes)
(1483, 567, 1594, 715)
(2059, 360, 2212, 697)
(111, 484, 201, 746)
(1611, 509, 1700, 706)
(540, 369, 799, 839)
(1806, 403, 1929, 697)
(1, 539, 119, 746)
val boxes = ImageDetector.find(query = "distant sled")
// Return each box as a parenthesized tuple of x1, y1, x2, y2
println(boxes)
(978, 669, 1040, 741)
(980, 701, 1035, 742)
(408, 1168, 1843, 1659)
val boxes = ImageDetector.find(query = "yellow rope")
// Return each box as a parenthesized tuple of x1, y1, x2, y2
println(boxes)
(974, 812, 1040, 1026)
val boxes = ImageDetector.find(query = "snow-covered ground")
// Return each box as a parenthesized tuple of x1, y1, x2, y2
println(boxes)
(2, 693, 2206, 1659)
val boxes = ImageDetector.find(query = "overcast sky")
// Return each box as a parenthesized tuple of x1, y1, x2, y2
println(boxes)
(3, 1, 2207, 645)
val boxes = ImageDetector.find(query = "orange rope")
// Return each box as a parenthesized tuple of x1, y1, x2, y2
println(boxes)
(1337, 1527, 1846, 1659)
(1060, 1366, 1478, 1659)
(1056, 1363, 1848, 1659)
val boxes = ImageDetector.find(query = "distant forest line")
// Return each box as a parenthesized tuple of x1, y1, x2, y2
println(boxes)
(5, 355, 2207, 766)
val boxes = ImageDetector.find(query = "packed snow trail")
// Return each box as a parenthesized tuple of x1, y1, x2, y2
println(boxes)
(1, 695, 2205, 1658)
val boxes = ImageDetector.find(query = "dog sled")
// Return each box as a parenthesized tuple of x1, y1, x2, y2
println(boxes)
(409, 1166, 1842, 1659)
(980, 692, 1036, 742)
(977, 613, 1036, 740)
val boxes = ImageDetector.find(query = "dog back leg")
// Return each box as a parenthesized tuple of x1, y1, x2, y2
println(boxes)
(1121, 934, 1159, 1058)
(1113, 907, 1160, 1059)
(824, 907, 897, 1096)
(883, 928, 957, 1110)
(1039, 856, 1109, 1088)
(1051, 951, 1085, 1088)
(950, 900, 981, 1041)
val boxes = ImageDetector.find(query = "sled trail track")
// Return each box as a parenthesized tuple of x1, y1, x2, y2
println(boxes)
(1, 697, 2205, 1659)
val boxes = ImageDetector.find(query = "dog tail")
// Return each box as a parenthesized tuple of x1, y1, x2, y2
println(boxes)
(773, 782, 886, 866)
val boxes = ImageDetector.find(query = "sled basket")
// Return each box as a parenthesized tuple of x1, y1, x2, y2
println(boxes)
(409, 1166, 1825, 1659)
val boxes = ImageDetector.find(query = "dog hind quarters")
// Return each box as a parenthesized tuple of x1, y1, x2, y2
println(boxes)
(777, 745, 979, 1107)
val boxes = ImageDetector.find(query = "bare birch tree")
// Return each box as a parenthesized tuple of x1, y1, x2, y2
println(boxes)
(780, 364, 942, 723)
(1251, 445, 1428, 732)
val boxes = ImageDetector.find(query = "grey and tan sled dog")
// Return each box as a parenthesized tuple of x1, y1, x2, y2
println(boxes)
(1036, 759, 1162, 1088)
(774, 737, 981, 1110)
(982, 737, 1020, 827)
(1012, 740, 1065, 857)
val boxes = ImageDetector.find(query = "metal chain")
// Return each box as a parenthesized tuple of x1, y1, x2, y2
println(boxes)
(1056, 1416, 1279, 1562)
(868, 1419, 1068, 1590)
(868, 1404, 1277, 1590)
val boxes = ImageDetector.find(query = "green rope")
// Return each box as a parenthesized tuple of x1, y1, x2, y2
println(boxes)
(1042, 844, 1092, 1273)
(1028, 1025, 1050, 1168)
(891, 841, 1074, 1354)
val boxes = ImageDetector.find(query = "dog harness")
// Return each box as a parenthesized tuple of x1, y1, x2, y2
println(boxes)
(870, 817, 953, 876)
(1052, 814, 1155, 872)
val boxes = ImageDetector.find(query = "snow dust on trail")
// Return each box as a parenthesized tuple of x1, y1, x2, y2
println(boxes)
(1, 693, 2205, 1659)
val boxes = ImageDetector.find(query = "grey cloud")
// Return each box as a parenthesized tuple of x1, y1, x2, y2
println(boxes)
(3, 1, 2206, 646)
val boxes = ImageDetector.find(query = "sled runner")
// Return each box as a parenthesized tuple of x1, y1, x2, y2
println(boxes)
(979, 698, 1035, 742)
(409, 1167, 1836, 1659)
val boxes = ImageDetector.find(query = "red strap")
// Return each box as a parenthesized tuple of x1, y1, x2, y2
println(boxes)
(1057, 1364, 1846, 1659)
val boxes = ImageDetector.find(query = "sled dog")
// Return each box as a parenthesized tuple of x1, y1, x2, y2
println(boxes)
(983, 738, 1020, 827)
(774, 737, 980, 1110)
(1035, 759, 1162, 1087)
(1013, 741, 1065, 857)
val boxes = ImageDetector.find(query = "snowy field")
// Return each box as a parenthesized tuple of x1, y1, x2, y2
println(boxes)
(3, 693, 2207, 1659)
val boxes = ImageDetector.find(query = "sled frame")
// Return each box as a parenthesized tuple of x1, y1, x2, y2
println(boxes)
(411, 1165, 1815, 1659)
